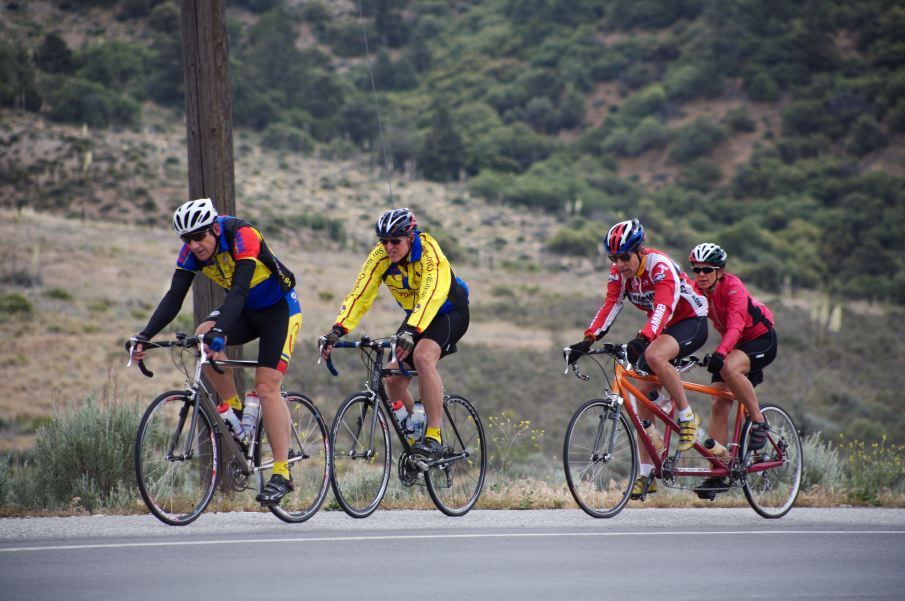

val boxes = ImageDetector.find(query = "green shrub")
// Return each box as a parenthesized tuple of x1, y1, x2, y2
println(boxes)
(48, 78, 140, 129)
(44, 287, 73, 301)
(846, 114, 888, 156)
(28, 396, 142, 511)
(726, 107, 756, 132)
(801, 433, 846, 491)
(669, 117, 727, 163)
(841, 435, 905, 505)
(623, 117, 671, 157)
(547, 221, 605, 257)
(0, 293, 32, 318)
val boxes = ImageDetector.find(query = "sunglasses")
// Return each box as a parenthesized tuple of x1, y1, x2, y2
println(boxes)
(180, 229, 210, 244)
(379, 237, 406, 246)
(692, 266, 717, 274)
(608, 252, 633, 263)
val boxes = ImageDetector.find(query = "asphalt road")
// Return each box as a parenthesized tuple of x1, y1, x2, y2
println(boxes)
(2, 508, 904, 601)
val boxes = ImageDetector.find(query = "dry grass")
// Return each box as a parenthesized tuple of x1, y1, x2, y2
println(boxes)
(0, 205, 595, 451)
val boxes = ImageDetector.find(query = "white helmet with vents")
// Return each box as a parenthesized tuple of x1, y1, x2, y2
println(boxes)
(173, 198, 218, 235)
(688, 242, 727, 267)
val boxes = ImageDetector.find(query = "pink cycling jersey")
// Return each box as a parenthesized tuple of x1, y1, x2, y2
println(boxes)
(585, 247, 708, 341)
(693, 272, 773, 356)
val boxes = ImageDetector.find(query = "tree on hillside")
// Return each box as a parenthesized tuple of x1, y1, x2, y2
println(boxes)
(418, 103, 464, 182)
(35, 33, 76, 74)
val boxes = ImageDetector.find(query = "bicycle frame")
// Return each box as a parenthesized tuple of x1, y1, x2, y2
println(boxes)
(130, 337, 256, 479)
(583, 347, 785, 484)
(324, 337, 471, 470)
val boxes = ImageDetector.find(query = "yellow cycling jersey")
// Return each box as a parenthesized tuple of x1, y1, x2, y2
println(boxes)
(335, 232, 462, 334)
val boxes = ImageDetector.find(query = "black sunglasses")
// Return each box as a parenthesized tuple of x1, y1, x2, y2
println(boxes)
(692, 266, 717, 274)
(181, 228, 211, 244)
(379, 237, 405, 246)
(608, 252, 633, 263)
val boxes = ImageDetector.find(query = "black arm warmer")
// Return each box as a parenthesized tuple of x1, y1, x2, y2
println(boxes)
(212, 259, 255, 332)
(140, 269, 195, 339)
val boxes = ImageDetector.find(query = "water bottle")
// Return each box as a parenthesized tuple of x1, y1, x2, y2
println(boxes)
(408, 402, 426, 444)
(391, 400, 409, 428)
(704, 438, 731, 462)
(217, 402, 244, 439)
(641, 419, 665, 452)
(648, 390, 673, 415)
(240, 390, 260, 443)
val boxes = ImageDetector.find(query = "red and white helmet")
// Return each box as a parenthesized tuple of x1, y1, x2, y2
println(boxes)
(605, 218, 645, 255)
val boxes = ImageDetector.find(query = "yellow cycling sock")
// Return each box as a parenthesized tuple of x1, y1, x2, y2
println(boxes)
(224, 394, 243, 411)
(272, 461, 290, 479)
(426, 426, 442, 443)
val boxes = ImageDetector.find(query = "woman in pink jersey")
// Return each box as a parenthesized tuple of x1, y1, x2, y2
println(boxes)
(568, 218, 709, 499)
(688, 242, 777, 497)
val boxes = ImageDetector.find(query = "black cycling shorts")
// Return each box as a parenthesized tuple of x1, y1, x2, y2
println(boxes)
(711, 327, 777, 388)
(397, 305, 470, 367)
(636, 316, 708, 373)
(211, 290, 302, 373)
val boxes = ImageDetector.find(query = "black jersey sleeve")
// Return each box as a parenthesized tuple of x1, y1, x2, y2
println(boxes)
(211, 259, 256, 332)
(140, 269, 195, 339)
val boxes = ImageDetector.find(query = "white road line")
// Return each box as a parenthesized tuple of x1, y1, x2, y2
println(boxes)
(1, 530, 903, 553)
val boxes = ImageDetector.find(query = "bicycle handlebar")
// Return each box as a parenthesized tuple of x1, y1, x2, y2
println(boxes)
(316, 335, 413, 377)
(125, 334, 225, 377)
(562, 342, 700, 381)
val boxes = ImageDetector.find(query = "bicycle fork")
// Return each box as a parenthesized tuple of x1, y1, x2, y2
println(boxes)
(594, 393, 625, 465)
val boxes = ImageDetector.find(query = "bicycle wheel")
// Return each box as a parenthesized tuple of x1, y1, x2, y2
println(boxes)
(255, 393, 331, 523)
(330, 393, 391, 518)
(425, 394, 486, 516)
(563, 398, 637, 518)
(742, 403, 802, 518)
(135, 391, 218, 526)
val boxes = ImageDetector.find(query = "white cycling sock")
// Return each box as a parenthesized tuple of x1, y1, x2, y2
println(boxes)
(639, 463, 653, 477)
(678, 406, 695, 422)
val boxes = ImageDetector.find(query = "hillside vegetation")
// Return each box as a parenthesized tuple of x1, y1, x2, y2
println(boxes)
(1, 0, 904, 301)
(1, 1, 904, 457)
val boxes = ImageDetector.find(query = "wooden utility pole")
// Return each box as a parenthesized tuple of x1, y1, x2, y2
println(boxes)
(180, 0, 236, 327)
(180, 0, 242, 489)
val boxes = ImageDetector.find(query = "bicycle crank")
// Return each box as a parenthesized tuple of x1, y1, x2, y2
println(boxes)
(397, 451, 421, 487)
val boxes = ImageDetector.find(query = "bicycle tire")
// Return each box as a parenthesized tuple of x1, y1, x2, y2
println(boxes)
(425, 394, 486, 516)
(563, 398, 638, 518)
(329, 392, 391, 518)
(254, 393, 331, 523)
(742, 403, 802, 518)
(135, 391, 218, 526)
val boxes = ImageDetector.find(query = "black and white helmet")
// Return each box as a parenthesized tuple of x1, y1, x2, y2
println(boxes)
(688, 242, 727, 267)
(375, 208, 417, 239)
(173, 198, 218, 235)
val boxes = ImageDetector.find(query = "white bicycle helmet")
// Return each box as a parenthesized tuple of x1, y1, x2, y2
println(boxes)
(173, 198, 218, 235)
(688, 242, 727, 267)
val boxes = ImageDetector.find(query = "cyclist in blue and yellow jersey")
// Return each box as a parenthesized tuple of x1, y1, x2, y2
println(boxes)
(320, 208, 470, 460)
(130, 198, 301, 506)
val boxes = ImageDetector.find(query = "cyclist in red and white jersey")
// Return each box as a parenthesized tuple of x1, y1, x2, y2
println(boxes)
(688, 242, 777, 497)
(568, 218, 708, 499)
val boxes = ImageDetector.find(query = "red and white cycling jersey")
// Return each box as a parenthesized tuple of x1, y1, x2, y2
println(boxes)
(585, 247, 708, 341)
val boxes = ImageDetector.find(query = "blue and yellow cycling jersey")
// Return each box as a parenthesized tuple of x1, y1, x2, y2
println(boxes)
(177, 215, 295, 311)
(335, 231, 468, 334)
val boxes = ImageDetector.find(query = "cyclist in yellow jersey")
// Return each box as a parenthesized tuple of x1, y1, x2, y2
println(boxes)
(320, 208, 470, 460)
(130, 198, 300, 506)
